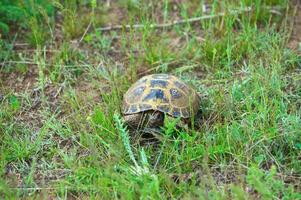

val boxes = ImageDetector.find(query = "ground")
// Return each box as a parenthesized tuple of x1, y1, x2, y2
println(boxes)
(0, 0, 301, 199)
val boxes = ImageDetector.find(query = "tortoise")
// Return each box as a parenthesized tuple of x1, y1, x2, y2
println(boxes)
(122, 74, 201, 130)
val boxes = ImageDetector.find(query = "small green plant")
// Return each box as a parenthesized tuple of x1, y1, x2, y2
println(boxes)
(50, 43, 86, 83)
(84, 30, 116, 52)
(54, 0, 91, 39)
(114, 113, 154, 174)
(114, 113, 161, 198)
(114, 113, 139, 167)
(0, 0, 54, 42)
(0, 1, 25, 35)
(247, 165, 301, 200)
(8, 95, 20, 111)
(0, 39, 14, 66)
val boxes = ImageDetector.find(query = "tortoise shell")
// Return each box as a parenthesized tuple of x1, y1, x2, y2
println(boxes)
(122, 74, 200, 118)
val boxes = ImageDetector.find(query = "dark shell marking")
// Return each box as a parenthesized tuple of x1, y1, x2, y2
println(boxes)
(150, 79, 168, 88)
(122, 74, 199, 118)
(172, 107, 181, 117)
(143, 89, 169, 103)
(169, 88, 182, 99)
(129, 105, 138, 113)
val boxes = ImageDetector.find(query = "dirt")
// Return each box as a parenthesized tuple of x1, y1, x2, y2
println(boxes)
(0, 67, 37, 93)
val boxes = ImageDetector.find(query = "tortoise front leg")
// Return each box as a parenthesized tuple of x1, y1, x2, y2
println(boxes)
(123, 113, 144, 129)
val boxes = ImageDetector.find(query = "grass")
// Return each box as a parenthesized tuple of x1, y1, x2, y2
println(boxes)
(1, 0, 301, 199)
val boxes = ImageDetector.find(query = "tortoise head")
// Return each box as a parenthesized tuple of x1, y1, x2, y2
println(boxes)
(147, 111, 164, 127)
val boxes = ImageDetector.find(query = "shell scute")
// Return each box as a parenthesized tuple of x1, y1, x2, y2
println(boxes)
(152, 74, 169, 79)
(174, 80, 190, 93)
(156, 105, 170, 113)
(169, 88, 182, 99)
(133, 86, 145, 96)
(150, 79, 168, 88)
(139, 104, 152, 111)
(143, 89, 168, 103)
